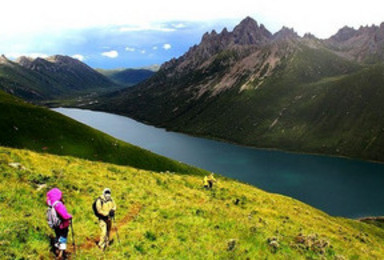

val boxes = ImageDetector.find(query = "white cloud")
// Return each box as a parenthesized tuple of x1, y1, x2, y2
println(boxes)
(172, 23, 186, 29)
(152, 46, 158, 50)
(163, 43, 172, 50)
(125, 47, 136, 52)
(120, 26, 176, 32)
(0, 0, 383, 39)
(101, 50, 119, 58)
(72, 54, 85, 61)
(140, 50, 146, 54)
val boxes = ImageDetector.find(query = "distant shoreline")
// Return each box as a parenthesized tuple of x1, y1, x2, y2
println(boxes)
(72, 106, 384, 166)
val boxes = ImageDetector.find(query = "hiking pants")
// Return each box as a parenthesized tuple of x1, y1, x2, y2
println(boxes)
(54, 227, 69, 250)
(99, 218, 112, 248)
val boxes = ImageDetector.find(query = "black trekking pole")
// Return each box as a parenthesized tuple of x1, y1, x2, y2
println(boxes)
(70, 221, 76, 258)
(112, 216, 121, 244)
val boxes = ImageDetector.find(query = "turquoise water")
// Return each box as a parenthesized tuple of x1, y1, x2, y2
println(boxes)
(54, 108, 384, 218)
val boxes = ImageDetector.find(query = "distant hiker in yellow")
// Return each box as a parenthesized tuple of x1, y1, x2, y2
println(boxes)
(93, 188, 117, 250)
(204, 173, 217, 189)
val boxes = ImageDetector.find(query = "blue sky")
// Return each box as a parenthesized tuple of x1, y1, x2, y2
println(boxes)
(1, 19, 242, 69)
(1, 0, 383, 69)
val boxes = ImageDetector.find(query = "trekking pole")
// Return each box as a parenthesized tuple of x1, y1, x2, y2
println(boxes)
(70, 221, 76, 258)
(113, 216, 121, 244)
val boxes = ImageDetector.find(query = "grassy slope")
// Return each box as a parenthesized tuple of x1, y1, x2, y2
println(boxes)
(1, 147, 383, 259)
(0, 90, 206, 175)
(178, 63, 384, 162)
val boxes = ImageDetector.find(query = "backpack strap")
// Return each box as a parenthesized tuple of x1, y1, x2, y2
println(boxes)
(49, 200, 61, 208)
(98, 197, 104, 206)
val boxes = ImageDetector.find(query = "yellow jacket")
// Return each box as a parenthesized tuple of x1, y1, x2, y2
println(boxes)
(204, 175, 216, 186)
(96, 195, 117, 218)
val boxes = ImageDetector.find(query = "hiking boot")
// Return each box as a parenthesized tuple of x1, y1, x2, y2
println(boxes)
(58, 243, 67, 250)
(97, 242, 106, 250)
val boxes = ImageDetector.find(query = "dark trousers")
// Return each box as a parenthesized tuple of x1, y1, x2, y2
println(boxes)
(54, 227, 69, 243)
(204, 181, 213, 189)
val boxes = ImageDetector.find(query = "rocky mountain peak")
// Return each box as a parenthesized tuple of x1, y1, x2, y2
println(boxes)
(15, 56, 34, 67)
(234, 16, 259, 32)
(232, 16, 272, 45)
(201, 30, 219, 42)
(329, 26, 357, 42)
(330, 24, 379, 43)
(376, 23, 384, 41)
(221, 27, 229, 35)
(303, 33, 316, 39)
(0, 54, 10, 64)
(273, 26, 299, 41)
(358, 24, 379, 33)
(46, 55, 81, 65)
(196, 17, 276, 59)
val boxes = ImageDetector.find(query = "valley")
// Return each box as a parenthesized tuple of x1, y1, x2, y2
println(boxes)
(1, 14, 384, 259)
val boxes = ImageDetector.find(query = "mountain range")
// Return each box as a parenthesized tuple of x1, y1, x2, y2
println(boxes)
(0, 55, 118, 102)
(91, 17, 384, 163)
(97, 68, 155, 86)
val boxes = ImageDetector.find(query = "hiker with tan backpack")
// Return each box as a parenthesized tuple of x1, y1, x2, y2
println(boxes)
(204, 173, 217, 189)
(92, 188, 117, 250)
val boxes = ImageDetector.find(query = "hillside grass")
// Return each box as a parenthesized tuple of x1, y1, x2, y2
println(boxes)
(0, 90, 207, 175)
(1, 147, 384, 259)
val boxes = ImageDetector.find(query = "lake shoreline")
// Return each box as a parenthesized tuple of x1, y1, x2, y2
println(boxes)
(78, 106, 384, 166)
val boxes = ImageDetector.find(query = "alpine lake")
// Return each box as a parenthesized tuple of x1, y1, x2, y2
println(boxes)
(53, 108, 384, 218)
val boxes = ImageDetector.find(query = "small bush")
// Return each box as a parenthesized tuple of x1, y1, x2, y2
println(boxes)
(144, 231, 157, 241)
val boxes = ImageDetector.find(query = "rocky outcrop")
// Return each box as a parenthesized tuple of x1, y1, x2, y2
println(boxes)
(0, 54, 11, 64)
(232, 16, 272, 45)
(328, 26, 357, 42)
(15, 56, 34, 67)
(272, 27, 299, 41)
(160, 16, 274, 75)
(325, 24, 384, 62)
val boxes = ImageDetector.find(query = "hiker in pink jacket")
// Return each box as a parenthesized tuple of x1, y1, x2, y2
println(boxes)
(46, 188, 72, 252)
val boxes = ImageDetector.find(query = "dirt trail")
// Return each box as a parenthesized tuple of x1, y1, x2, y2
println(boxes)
(67, 203, 142, 255)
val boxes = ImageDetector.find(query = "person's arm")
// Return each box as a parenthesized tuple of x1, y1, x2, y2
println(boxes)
(96, 199, 109, 217)
(55, 202, 72, 220)
(112, 199, 117, 211)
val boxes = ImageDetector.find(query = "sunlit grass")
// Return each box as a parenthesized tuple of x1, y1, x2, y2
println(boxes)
(1, 147, 383, 259)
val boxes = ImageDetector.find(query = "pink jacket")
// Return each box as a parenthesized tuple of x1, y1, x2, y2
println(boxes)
(46, 188, 72, 229)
